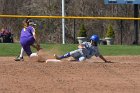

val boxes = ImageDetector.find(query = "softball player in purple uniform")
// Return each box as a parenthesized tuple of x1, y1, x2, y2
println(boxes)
(15, 19, 40, 61)
(54, 35, 110, 62)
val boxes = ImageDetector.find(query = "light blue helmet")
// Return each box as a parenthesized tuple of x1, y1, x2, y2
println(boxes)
(90, 35, 99, 42)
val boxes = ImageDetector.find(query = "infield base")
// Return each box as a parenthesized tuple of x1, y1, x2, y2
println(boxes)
(46, 59, 61, 63)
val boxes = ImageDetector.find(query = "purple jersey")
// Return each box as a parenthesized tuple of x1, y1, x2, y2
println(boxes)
(20, 26, 35, 45)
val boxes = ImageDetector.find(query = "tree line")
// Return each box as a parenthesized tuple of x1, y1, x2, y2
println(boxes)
(0, 0, 137, 44)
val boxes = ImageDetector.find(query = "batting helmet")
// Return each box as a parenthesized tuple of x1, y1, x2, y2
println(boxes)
(24, 19, 36, 26)
(27, 19, 36, 26)
(90, 35, 99, 42)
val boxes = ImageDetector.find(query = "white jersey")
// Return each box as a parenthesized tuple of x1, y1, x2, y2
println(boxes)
(82, 42, 100, 58)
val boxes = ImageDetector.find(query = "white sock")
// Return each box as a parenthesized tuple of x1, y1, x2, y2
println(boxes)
(19, 48, 24, 57)
(30, 53, 38, 57)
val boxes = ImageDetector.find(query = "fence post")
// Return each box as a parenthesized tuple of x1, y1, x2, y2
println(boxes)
(134, 4, 139, 44)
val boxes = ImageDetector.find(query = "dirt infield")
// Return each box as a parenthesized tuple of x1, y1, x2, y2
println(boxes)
(0, 56, 140, 93)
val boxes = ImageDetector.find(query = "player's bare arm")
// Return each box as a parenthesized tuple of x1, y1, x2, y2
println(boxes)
(99, 55, 111, 63)
(32, 28, 41, 51)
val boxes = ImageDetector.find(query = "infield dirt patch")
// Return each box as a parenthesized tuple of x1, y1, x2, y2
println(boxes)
(0, 56, 140, 93)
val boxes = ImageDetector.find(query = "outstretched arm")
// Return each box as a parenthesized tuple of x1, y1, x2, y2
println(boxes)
(32, 28, 41, 51)
(99, 55, 111, 63)
(32, 29, 38, 44)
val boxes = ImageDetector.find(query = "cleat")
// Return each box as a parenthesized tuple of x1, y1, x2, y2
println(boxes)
(15, 56, 24, 61)
(54, 54, 61, 60)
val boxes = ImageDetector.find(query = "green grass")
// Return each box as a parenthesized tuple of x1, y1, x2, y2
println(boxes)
(0, 43, 21, 56)
(99, 45, 140, 56)
(0, 43, 140, 56)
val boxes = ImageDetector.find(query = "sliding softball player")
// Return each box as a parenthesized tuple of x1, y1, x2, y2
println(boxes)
(54, 35, 110, 62)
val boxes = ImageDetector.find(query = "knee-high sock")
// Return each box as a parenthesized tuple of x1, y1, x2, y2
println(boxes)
(59, 53, 71, 59)
(19, 48, 24, 58)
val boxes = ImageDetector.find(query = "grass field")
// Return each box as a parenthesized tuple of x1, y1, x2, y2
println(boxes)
(0, 43, 140, 56)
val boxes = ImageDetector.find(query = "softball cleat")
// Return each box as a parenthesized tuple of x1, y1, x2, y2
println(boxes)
(15, 56, 24, 61)
(54, 54, 61, 60)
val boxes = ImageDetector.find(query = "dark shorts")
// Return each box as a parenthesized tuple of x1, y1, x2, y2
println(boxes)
(20, 37, 35, 56)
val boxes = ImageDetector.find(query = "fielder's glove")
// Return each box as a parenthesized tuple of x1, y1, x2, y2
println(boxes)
(36, 44, 42, 51)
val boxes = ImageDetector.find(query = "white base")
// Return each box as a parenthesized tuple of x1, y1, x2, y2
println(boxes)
(46, 59, 61, 63)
